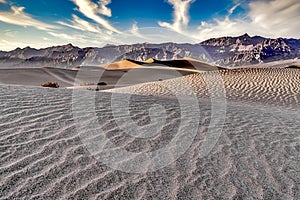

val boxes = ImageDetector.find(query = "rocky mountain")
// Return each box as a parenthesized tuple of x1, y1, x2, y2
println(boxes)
(0, 34, 299, 68)
(200, 33, 300, 66)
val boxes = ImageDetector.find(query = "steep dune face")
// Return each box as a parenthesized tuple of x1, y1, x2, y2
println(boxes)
(104, 58, 222, 72)
(287, 64, 300, 69)
(142, 58, 224, 71)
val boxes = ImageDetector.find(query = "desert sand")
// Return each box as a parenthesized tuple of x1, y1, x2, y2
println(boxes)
(104, 59, 143, 70)
(0, 58, 216, 90)
(0, 67, 128, 89)
(0, 63, 299, 199)
(105, 68, 300, 107)
(105, 58, 224, 71)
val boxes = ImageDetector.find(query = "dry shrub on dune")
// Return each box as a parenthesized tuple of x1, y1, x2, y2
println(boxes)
(41, 82, 60, 88)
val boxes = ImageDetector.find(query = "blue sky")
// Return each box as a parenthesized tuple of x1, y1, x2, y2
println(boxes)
(0, 0, 299, 50)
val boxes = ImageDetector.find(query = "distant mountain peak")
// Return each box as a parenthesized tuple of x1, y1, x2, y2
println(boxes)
(65, 43, 74, 47)
(240, 33, 250, 38)
(0, 35, 299, 68)
(61, 43, 78, 49)
(104, 44, 116, 47)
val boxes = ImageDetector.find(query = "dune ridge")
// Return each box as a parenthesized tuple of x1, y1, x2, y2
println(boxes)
(105, 58, 223, 72)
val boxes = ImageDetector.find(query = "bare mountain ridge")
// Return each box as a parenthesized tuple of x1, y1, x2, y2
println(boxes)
(0, 34, 299, 68)
(201, 34, 300, 66)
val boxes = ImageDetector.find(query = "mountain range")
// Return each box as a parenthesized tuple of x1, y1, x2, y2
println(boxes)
(0, 34, 299, 68)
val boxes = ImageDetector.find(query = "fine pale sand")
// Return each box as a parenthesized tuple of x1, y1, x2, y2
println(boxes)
(105, 68, 300, 107)
(0, 58, 213, 89)
(0, 67, 299, 199)
(104, 58, 224, 71)
(0, 67, 127, 89)
(105, 60, 142, 70)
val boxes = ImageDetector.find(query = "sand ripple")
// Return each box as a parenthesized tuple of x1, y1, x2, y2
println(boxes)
(106, 68, 300, 108)
(0, 72, 299, 199)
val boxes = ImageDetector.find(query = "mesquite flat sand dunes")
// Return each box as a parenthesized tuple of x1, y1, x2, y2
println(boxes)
(0, 67, 299, 199)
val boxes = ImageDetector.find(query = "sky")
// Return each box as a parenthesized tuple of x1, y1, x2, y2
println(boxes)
(0, 0, 299, 50)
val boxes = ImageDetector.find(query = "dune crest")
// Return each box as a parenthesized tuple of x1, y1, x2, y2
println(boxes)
(104, 59, 142, 70)
(105, 58, 223, 72)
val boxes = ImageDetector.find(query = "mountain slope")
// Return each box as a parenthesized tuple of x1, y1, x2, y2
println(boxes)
(0, 34, 299, 68)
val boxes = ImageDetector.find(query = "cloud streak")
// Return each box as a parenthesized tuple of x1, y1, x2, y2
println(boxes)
(158, 0, 194, 33)
(48, 32, 77, 40)
(248, 0, 300, 37)
(98, 0, 112, 17)
(130, 22, 148, 39)
(58, 14, 104, 34)
(71, 0, 120, 33)
(1, 0, 300, 50)
(0, 6, 57, 30)
(197, 0, 300, 40)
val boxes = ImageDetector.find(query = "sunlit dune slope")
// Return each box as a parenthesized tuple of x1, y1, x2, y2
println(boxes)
(105, 58, 224, 72)
(104, 59, 144, 70)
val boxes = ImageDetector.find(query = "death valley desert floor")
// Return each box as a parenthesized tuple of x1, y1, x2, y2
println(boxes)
(0, 61, 299, 199)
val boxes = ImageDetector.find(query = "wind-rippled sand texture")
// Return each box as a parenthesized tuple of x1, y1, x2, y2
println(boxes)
(0, 69, 299, 199)
(106, 68, 300, 107)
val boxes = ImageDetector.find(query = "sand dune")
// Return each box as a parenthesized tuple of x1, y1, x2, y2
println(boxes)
(105, 68, 300, 107)
(0, 67, 77, 87)
(105, 58, 223, 72)
(232, 58, 300, 69)
(1, 61, 299, 199)
(143, 58, 225, 71)
(287, 64, 300, 69)
(104, 59, 143, 70)
(0, 66, 189, 90)
(144, 58, 155, 63)
(0, 67, 127, 89)
(0, 58, 214, 89)
(0, 84, 299, 199)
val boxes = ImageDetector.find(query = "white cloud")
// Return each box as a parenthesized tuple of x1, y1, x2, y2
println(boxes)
(196, 4, 247, 40)
(248, 0, 300, 37)
(71, 0, 120, 33)
(47, 30, 111, 45)
(158, 0, 194, 33)
(0, 6, 57, 30)
(98, 0, 112, 17)
(197, 0, 300, 40)
(48, 32, 77, 40)
(43, 37, 50, 41)
(130, 22, 148, 39)
(111, 26, 197, 45)
(158, 0, 299, 41)
(0, 0, 6, 4)
(3, 29, 17, 37)
(0, 39, 27, 51)
(228, 3, 240, 15)
(58, 14, 104, 34)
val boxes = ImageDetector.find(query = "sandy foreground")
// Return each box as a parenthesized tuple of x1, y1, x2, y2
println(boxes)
(0, 67, 299, 199)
